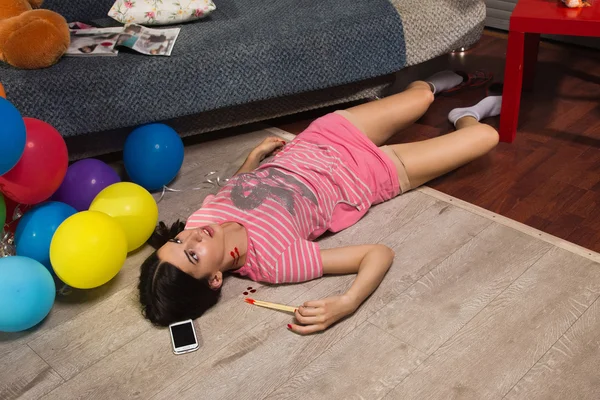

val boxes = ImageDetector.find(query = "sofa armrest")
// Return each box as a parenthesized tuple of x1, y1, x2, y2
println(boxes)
(388, 0, 486, 66)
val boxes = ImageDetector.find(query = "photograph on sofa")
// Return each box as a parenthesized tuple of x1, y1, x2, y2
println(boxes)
(66, 28, 123, 56)
(66, 24, 180, 57)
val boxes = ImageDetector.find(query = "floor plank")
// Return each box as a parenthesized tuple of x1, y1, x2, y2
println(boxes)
(505, 298, 600, 400)
(317, 189, 439, 248)
(264, 322, 426, 400)
(369, 223, 552, 355)
(39, 277, 319, 400)
(316, 199, 493, 327)
(0, 246, 152, 359)
(27, 286, 151, 381)
(150, 297, 347, 400)
(552, 147, 600, 191)
(387, 247, 600, 400)
(0, 346, 63, 400)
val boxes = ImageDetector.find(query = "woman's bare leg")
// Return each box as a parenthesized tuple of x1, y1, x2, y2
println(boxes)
(340, 72, 502, 191)
(388, 116, 499, 189)
(342, 81, 435, 146)
(342, 71, 464, 146)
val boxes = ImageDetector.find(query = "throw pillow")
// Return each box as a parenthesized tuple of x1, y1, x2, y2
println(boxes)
(109, 0, 216, 26)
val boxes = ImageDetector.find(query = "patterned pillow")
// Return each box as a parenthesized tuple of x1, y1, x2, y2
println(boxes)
(109, 0, 216, 26)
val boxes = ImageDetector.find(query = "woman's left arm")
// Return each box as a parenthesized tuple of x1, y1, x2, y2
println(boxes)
(234, 153, 261, 175)
(234, 137, 285, 175)
(289, 244, 394, 335)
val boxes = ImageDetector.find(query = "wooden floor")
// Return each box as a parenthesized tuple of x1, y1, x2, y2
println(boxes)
(275, 31, 600, 254)
(2, 127, 600, 399)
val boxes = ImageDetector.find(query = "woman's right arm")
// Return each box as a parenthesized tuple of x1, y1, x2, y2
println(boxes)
(289, 244, 394, 335)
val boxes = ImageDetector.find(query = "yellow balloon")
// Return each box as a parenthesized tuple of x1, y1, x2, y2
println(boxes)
(50, 211, 127, 289)
(89, 182, 159, 252)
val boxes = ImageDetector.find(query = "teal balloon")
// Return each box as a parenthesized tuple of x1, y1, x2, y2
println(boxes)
(0, 256, 56, 332)
(14, 201, 77, 272)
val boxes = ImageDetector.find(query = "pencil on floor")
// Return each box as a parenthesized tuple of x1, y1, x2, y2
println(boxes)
(244, 298, 296, 313)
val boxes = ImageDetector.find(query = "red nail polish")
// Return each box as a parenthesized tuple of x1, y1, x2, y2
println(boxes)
(287, 324, 292, 330)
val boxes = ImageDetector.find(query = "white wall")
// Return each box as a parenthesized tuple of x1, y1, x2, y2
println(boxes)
(485, 0, 517, 30)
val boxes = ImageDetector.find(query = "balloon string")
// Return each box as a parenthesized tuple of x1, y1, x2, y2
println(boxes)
(155, 171, 229, 203)
(0, 202, 23, 257)
(0, 230, 15, 258)
(57, 284, 72, 296)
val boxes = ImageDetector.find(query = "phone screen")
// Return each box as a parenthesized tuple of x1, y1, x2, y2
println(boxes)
(171, 322, 196, 348)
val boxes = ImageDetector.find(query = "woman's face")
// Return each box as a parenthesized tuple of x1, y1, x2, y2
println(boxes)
(157, 225, 225, 281)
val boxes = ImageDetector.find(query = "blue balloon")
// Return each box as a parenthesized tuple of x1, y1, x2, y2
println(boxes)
(0, 97, 26, 175)
(15, 201, 77, 271)
(0, 256, 56, 332)
(123, 123, 184, 191)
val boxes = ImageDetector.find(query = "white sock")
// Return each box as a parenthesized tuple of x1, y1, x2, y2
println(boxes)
(448, 96, 502, 126)
(426, 70, 464, 94)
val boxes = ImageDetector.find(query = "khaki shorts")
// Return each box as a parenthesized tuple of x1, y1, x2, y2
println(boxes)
(335, 110, 412, 194)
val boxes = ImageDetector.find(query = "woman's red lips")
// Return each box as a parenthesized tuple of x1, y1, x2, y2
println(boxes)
(201, 226, 214, 237)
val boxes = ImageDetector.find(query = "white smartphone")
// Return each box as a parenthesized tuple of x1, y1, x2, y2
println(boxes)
(169, 319, 199, 355)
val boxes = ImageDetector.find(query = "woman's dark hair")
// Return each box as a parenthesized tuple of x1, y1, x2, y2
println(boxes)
(138, 220, 221, 326)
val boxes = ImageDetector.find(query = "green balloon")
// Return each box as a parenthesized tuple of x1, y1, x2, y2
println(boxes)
(0, 193, 5, 229)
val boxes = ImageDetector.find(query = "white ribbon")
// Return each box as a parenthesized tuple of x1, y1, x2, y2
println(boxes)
(0, 230, 15, 258)
(155, 171, 229, 203)
(0, 202, 23, 258)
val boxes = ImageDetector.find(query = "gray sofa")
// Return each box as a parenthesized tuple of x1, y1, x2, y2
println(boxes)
(1, 0, 486, 158)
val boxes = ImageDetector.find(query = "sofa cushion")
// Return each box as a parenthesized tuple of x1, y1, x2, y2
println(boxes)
(43, 0, 117, 24)
(3, 0, 406, 137)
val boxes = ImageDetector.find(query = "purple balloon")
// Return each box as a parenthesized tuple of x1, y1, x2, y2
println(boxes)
(52, 159, 121, 211)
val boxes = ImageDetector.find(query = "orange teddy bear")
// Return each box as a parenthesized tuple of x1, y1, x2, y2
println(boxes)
(0, 0, 70, 69)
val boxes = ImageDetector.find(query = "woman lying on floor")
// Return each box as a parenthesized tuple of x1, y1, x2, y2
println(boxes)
(138, 71, 502, 334)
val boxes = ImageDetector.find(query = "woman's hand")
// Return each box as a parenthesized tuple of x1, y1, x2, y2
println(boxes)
(288, 295, 358, 335)
(250, 137, 286, 161)
(286, 244, 395, 335)
(234, 137, 286, 175)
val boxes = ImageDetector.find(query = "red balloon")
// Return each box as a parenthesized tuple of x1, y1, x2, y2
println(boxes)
(0, 118, 68, 204)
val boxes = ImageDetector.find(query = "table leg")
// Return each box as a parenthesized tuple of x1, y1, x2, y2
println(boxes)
(523, 33, 540, 92)
(499, 30, 525, 143)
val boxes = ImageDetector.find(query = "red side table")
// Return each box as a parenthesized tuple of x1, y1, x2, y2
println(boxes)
(499, 0, 600, 142)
